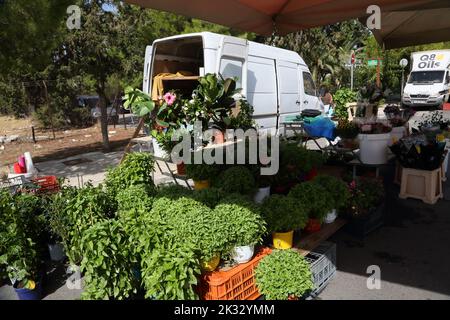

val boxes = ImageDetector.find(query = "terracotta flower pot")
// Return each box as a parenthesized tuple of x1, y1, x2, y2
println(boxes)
(305, 218, 321, 233)
(288, 295, 299, 300)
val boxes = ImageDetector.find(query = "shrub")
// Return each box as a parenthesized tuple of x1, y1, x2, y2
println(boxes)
(333, 88, 357, 119)
(141, 239, 201, 300)
(185, 163, 219, 181)
(105, 152, 155, 198)
(116, 184, 154, 212)
(53, 184, 115, 265)
(150, 197, 229, 262)
(156, 184, 191, 200)
(288, 182, 334, 222)
(214, 196, 266, 249)
(191, 187, 225, 208)
(255, 249, 314, 300)
(313, 175, 350, 210)
(214, 166, 256, 195)
(80, 220, 139, 300)
(261, 195, 308, 233)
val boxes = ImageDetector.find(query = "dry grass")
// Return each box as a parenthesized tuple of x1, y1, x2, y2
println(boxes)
(0, 116, 32, 136)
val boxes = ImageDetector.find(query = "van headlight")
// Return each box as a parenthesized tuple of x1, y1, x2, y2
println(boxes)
(438, 90, 448, 95)
(403, 92, 410, 98)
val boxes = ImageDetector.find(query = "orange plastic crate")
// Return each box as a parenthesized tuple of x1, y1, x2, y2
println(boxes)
(32, 176, 60, 194)
(198, 247, 272, 300)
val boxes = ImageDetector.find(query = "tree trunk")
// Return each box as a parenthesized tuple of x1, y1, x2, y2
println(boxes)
(97, 86, 110, 151)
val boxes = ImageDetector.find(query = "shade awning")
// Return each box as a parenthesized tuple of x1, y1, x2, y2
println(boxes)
(127, 0, 450, 48)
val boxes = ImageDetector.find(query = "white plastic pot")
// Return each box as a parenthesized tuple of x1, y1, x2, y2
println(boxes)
(390, 126, 407, 145)
(358, 133, 391, 165)
(324, 209, 337, 224)
(231, 245, 255, 264)
(48, 243, 65, 262)
(152, 139, 169, 159)
(254, 186, 271, 204)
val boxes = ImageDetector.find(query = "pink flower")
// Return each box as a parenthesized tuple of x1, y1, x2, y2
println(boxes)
(350, 180, 356, 189)
(163, 92, 176, 106)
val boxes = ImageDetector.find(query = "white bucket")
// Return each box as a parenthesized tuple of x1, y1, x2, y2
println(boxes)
(324, 209, 337, 224)
(231, 245, 255, 264)
(254, 186, 271, 204)
(358, 133, 391, 165)
(390, 126, 406, 145)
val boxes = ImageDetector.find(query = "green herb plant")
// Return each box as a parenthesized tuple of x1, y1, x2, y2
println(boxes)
(261, 195, 308, 233)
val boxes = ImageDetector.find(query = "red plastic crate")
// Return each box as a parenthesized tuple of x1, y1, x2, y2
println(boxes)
(32, 176, 60, 194)
(198, 247, 272, 300)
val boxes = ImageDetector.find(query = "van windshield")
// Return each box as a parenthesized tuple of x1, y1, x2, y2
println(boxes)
(408, 71, 445, 84)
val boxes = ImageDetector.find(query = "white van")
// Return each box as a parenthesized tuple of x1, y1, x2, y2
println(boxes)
(142, 32, 323, 134)
(402, 50, 450, 109)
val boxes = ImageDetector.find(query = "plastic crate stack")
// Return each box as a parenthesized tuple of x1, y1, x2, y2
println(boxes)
(305, 241, 337, 298)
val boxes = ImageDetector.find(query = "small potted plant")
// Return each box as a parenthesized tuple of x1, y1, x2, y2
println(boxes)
(254, 249, 314, 300)
(313, 175, 351, 224)
(336, 119, 359, 149)
(186, 163, 219, 190)
(254, 173, 272, 204)
(288, 181, 333, 233)
(214, 196, 266, 264)
(344, 177, 385, 237)
(213, 166, 256, 195)
(261, 195, 309, 249)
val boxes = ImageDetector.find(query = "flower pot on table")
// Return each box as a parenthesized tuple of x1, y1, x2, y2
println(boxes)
(201, 253, 221, 272)
(194, 180, 210, 190)
(304, 218, 321, 233)
(358, 133, 391, 165)
(323, 209, 337, 224)
(176, 162, 186, 176)
(344, 203, 385, 238)
(272, 230, 294, 249)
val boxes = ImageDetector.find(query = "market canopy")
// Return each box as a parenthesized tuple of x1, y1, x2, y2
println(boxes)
(127, 0, 450, 48)
(372, 2, 450, 49)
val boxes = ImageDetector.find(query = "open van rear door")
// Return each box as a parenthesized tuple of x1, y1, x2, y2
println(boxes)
(143, 45, 153, 94)
(216, 36, 248, 95)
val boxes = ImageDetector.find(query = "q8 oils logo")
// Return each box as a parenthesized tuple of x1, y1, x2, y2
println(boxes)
(418, 53, 445, 69)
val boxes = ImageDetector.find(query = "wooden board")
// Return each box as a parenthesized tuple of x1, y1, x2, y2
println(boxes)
(294, 218, 347, 256)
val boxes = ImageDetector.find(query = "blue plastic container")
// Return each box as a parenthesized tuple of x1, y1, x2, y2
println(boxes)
(14, 280, 43, 300)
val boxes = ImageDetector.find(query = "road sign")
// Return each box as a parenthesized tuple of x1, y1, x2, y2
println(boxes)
(368, 59, 382, 66)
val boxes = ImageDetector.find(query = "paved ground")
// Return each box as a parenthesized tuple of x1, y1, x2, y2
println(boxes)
(1, 147, 449, 300)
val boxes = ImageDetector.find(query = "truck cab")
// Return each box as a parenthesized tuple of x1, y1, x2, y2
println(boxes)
(402, 50, 450, 109)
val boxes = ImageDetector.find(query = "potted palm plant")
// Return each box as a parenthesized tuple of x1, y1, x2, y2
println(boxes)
(254, 249, 314, 300)
(261, 195, 308, 249)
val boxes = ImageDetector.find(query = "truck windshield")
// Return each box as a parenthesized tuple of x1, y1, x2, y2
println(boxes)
(408, 71, 445, 84)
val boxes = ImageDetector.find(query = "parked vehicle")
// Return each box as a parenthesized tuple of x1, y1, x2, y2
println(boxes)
(142, 32, 323, 134)
(402, 50, 450, 109)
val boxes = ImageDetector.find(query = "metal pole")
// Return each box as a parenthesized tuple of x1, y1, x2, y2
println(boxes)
(401, 69, 405, 100)
(350, 64, 354, 91)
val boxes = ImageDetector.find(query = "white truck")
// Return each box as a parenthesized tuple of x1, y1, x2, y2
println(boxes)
(142, 32, 323, 134)
(402, 50, 450, 109)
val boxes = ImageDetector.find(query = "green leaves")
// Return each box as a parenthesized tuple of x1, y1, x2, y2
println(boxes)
(254, 249, 314, 300)
(261, 195, 308, 233)
(213, 166, 256, 195)
(313, 175, 351, 210)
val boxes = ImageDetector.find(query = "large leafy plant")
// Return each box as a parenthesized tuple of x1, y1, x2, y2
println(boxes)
(333, 88, 357, 119)
(116, 184, 154, 213)
(255, 249, 313, 300)
(105, 152, 155, 198)
(192, 73, 240, 131)
(288, 182, 334, 222)
(80, 219, 139, 300)
(214, 166, 256, 195)
(261, 195, 309, 233)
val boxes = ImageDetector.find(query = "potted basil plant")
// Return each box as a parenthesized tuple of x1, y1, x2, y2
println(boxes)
(261, 195, 308, 249)
(254, 249, 314, 300)
(313, 175, 351, 224)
